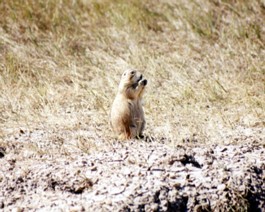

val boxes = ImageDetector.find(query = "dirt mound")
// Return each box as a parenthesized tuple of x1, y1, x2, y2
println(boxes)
(0, 138, 264, 211)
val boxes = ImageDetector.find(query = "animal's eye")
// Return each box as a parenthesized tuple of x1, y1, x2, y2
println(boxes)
(130, 71, 135, 75)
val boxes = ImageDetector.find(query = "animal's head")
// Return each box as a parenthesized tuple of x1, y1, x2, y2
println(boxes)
(119, 69, 143, 89)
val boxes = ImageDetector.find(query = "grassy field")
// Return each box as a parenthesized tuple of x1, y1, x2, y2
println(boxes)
(0, 0, 264, 151)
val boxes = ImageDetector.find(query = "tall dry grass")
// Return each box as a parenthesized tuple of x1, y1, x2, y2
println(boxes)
(0, 0, 264, 149)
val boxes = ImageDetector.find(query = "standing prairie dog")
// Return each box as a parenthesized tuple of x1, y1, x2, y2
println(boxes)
(110, 69, 147, 140)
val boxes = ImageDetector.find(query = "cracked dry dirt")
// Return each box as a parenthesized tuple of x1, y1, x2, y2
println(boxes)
(0, 129, 265, 212)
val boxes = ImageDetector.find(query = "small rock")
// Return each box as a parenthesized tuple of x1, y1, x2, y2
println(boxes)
(217, 184, 226, 191)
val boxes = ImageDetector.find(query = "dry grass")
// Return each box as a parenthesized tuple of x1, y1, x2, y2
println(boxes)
(0, 0, 264, 150)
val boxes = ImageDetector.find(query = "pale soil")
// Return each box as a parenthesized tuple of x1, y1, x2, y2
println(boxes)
(0, 127, 264, 212)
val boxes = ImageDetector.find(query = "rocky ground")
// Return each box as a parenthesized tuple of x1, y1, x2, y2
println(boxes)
(0, 128, 264, 212)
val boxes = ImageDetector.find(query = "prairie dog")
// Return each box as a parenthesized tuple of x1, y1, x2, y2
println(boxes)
(110, 69, 147, 139)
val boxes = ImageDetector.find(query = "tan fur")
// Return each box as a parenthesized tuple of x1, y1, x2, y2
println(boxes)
(110, 69, 147, 140)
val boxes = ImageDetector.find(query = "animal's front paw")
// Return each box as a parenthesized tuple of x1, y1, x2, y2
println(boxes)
(140, 79, 147, 86)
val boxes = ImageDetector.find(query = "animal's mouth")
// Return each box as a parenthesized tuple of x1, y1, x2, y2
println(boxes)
(131, 74, 143, 89)
(137, 74, 143, 82)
